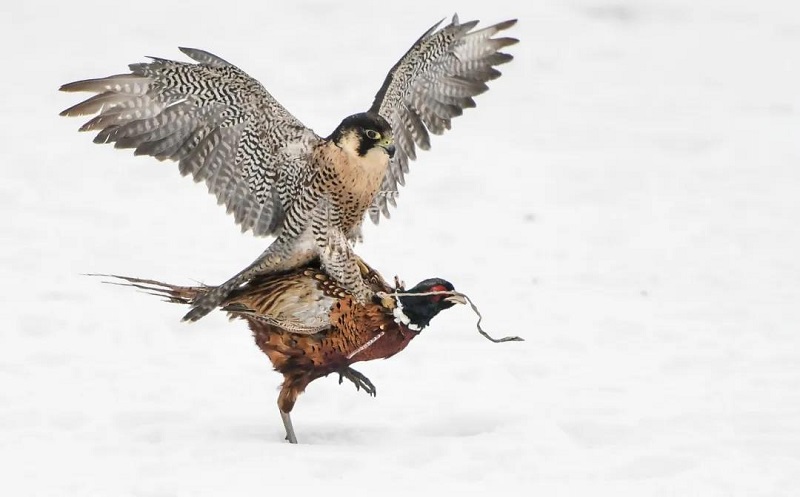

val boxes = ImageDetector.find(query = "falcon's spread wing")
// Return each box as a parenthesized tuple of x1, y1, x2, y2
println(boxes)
(60, 48, 319, 237)
(367, 15, 518, 223)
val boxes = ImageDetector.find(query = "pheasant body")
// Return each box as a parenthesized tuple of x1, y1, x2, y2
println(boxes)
(108, 257, 463, 442)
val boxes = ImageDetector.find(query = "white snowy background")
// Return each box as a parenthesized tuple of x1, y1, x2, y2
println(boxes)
(2, 0, 799, 495)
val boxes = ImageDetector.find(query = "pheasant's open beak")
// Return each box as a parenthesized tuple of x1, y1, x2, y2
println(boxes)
(444, 294, 467, 305)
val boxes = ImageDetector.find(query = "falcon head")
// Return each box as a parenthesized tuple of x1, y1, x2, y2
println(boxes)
(329, 112, 395, 158)
(390, 278, 465, 332)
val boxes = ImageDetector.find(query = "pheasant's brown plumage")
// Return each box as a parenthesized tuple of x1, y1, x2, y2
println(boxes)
(107, 257, 463, 443)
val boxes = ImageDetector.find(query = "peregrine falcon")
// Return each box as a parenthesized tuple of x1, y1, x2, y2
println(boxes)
(60, 14, 518, 321)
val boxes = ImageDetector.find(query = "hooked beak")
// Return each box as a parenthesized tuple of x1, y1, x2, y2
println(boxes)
(444, 294, 467, 305)
(379, 139, 395, 158)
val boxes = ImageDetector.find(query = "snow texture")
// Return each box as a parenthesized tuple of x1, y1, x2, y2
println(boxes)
(2, 0, 800, 495)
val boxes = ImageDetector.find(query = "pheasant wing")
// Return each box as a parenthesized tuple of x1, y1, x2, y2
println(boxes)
(223, 258, 392, 335)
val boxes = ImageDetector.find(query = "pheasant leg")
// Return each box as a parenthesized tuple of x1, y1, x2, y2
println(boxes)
(280, 409, 298, 444)
(337, 367, 377, 397)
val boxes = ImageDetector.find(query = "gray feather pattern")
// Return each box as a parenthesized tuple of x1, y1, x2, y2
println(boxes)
(61, 49, 318, 237)
(367, 15, 517, 224)
(62, 18, 515, 238)
(178, 47, 231, 67)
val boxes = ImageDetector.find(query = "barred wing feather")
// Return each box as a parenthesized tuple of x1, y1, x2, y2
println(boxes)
(367, 15, 518, 223)
(60, 47, 319, 237)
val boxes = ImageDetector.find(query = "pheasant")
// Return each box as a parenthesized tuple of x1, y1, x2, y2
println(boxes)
(60, 15, 517, 321)
(106, 258, 464, 444)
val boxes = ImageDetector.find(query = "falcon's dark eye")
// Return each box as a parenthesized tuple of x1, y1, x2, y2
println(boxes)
(365, 129, 381, 140)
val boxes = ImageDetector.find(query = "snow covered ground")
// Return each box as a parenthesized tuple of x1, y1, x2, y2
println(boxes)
(2, 0, 800, 494)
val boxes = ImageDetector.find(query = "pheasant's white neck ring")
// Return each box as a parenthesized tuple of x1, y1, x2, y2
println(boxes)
(392, 299, 422, 331)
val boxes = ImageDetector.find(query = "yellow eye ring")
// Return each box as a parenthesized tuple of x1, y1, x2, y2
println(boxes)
(365, 129, 381, 140)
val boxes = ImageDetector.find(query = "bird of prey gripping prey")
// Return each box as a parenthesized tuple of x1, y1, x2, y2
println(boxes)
(60, 14, 518, 321)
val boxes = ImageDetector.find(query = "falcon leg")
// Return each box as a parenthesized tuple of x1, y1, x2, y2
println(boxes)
(280, 409, 298, 444)
(182, 275, 245, 321)
(182, 237, 316, 322)
(317, 227, 374, 304)
(337, 367, 377, 397)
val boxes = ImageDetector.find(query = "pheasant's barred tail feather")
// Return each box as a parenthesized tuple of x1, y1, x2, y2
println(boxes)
(93, 274, 206, 305)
